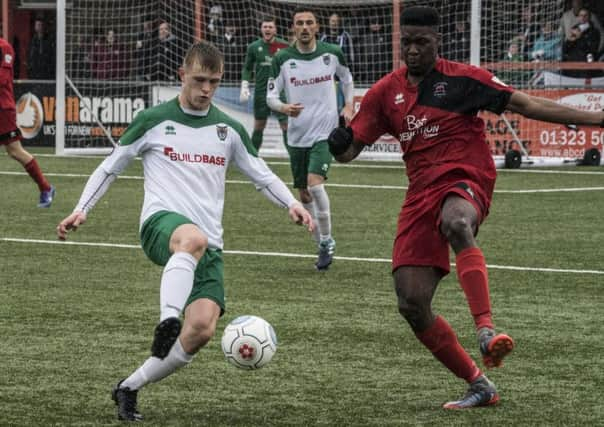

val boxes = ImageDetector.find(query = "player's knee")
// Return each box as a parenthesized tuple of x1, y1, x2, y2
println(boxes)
(441, 216, 474, 242)
(182, 234, 208, 259)
(189, 233, 209, 253)
(171, 226, 208, 259)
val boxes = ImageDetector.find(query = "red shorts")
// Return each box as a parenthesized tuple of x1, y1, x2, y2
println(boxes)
(0, 109, 21, 145)
(392, 179, 493, 275)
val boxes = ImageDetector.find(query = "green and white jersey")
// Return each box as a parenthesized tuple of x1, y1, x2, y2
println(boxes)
(241, 37, 289, 97)
(267, 41, 353, 147)
(93, 98, 278, 250)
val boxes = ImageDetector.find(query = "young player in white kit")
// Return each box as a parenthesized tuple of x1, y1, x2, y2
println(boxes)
(56, 40, 313, 421)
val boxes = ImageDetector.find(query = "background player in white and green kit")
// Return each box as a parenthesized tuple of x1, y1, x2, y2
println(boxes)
(240, 16, 289, 151)
(267, 7, 354, 271)
(56, 41, 313, 422)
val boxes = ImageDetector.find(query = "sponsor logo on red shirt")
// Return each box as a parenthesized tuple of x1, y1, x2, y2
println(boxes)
(399, 114, 440, 142)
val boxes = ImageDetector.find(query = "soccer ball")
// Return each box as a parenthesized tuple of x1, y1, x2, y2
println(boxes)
(221, 315, 277, 369)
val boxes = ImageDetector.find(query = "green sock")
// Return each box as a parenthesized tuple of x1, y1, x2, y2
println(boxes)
(252, 130, 263, 150)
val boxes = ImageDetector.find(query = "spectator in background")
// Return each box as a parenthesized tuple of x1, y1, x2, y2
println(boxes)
(530, 21, 562, 61)
(153, 20, 183, 82)
(320, 13, 355, 72)
(214, 24, 242, 82)
(206, 5, 224, 45)
(516, 5, 541, 60)
(71, 34, 91, 79)
(499, 36, 528, 86)
(359, 15, 390, 84)
(560, 0, 604, 53)
(136, 16, 155, 80)
(562, 8, 602, 78)
(446, 21, 470, 62)
(321, 12, 355, 112)
(27, 18, 55, 79)
(347, 8, 367, 40)
(91, 29, 129, 80)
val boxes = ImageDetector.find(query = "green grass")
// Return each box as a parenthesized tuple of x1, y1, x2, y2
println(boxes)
(1, 149, 604, 426)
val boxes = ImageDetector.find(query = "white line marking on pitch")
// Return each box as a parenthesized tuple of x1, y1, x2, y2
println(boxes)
(3, 237, 603, 275)
(2, 171, 603, 193)
(6, 153, 604, 174)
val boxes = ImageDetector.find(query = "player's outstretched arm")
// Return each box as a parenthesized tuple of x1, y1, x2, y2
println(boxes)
(257, 179, 314, 233)
(55, 161, 120, 240)
(506, 91, 604, 127)
(57, 211, 87, 240)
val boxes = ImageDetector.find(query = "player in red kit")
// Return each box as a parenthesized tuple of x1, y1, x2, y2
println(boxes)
(328, 6, 604, 409)
(1, 37, 55, 207)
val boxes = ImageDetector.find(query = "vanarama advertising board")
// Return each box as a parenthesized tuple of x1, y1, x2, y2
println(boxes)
(15, 82, 603, 165)
(14, 81, 147, 147)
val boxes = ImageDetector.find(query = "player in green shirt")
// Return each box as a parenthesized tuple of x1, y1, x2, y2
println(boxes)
(240, 16, 289, 151)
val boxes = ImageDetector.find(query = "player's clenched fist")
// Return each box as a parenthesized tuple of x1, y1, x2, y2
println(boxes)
(57, 211, 87, 240)
(328, 126, 353, 156)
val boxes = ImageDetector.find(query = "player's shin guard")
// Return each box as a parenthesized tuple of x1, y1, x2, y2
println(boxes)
(121, 338, 193, 390)
(251, 130, 263, 151)
(308, 184, 332, 242)
(456, 247, 494, 331)
(160, 252, 197, 321)
(416, 316, 481, 383)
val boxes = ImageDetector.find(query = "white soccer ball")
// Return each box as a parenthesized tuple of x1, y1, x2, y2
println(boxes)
(221, 315, 277, 369)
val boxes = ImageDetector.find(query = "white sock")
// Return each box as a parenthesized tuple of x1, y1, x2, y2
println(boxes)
(302, 201, 320, 244)
(160, 252, 197, 321)
(121, 338, 194, 390)
(308, 184, 332, 242)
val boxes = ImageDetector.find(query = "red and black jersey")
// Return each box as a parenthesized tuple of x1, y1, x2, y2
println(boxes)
(0, 37, 16, 110)
(351, 58, 514, 193)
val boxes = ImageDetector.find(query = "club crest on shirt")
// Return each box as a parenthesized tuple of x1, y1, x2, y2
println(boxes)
(322, 54, 330, 65)
(216, 124, 228, 141)
(394, 93, 405, 104)
(432, 81, 448, 98)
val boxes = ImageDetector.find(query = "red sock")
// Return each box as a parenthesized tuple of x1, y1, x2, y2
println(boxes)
(24, 158, 51, 192)
(416, 316, 481, 383)
(456, 247, 494, 330)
